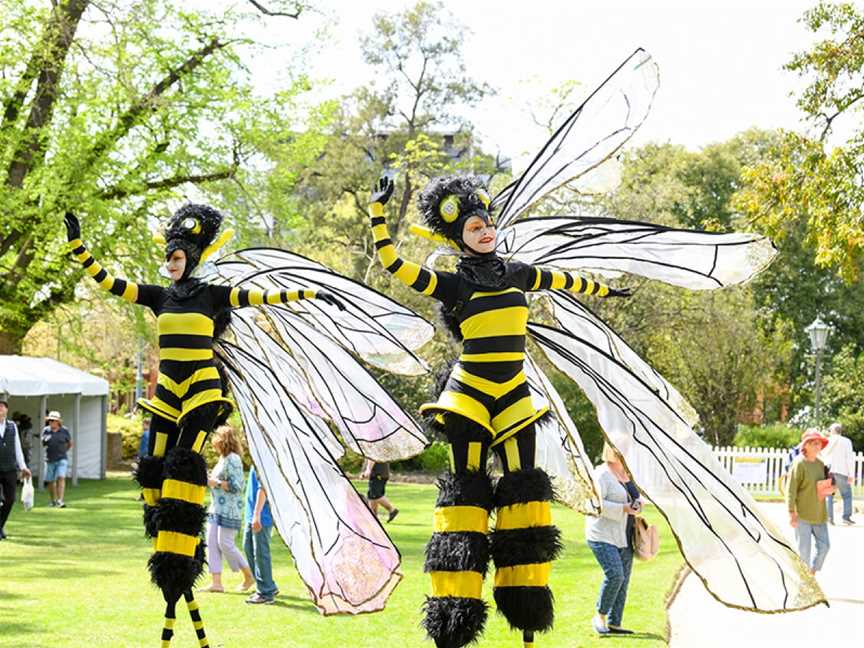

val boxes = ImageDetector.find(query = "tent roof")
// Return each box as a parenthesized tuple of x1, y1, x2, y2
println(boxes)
(0, 355, 109, 397)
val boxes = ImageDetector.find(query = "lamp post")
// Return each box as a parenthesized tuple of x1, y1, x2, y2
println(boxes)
(806, 316, 831, 428)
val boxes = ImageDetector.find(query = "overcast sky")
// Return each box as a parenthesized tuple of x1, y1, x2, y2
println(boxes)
(219, 0, 824, 164)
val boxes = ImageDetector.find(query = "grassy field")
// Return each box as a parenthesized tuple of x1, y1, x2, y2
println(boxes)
(0, 475, 683, 648)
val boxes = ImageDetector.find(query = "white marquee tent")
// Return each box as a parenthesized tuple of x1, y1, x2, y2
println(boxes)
(0, 355, 109, 485)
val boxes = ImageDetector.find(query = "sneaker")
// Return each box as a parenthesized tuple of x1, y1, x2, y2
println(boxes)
(246, 593, 274, 605)
(592, 614, 610, 635)
(387, 508, 400, 523)
(50, 500, 57, 508)
(57, 500, 66, 508)
(842, 518, 855, 526)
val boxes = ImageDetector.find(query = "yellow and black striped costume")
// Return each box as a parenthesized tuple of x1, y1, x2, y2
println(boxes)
(370, 201, 611, 648)
(70, 236, 316, 443)
(69, 236, 316, 646)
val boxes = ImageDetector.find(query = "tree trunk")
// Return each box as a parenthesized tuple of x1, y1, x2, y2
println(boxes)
(0, 329, 24, 355)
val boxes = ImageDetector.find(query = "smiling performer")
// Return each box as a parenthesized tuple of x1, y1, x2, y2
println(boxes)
(65, 206, 342, 646)
(368, 175, 630, 648)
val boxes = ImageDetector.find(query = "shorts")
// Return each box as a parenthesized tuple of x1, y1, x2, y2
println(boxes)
(367, 476, 387, 501)
(45, 459, 68, 482)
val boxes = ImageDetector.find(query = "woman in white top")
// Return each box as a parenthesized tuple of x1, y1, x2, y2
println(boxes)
(585, 443, 642, 635)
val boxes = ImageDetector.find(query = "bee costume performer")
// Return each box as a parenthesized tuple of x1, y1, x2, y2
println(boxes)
(369, 175, 629, 647)
(372, 48, 826, 647)
(66, 203, 434, 643)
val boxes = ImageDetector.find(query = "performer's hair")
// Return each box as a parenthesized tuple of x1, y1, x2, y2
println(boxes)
(212, 425, 242, 457)
(601, 442, 622, 463)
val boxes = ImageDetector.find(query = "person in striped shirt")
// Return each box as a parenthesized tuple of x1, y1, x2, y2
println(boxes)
(64, 205, 341, 646)
(368, 175, 630, 648)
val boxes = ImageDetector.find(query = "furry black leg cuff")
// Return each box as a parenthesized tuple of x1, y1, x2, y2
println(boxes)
(493, 586, 554, 633)
(422, 596, 488, 648)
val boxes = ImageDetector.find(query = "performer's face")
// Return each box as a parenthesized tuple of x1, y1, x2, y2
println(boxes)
(166, 249, 187, 281)
(0, 403, 6, 418)
(462, 215, 496, 254)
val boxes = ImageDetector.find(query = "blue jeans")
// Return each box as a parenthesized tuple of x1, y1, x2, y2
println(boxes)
(587, 540, 633, 626)
(826, 473, 853, 522)
(795, 521, 830, 571)
(243, 524, 278, 598)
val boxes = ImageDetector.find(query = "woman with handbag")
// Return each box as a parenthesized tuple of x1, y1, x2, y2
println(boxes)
(786, 428, 831, 574)
(586, 443, 643, 636)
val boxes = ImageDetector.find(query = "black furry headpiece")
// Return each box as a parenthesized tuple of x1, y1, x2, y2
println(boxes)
(417, 176, 493, 250)
(163, 204, 224, 278)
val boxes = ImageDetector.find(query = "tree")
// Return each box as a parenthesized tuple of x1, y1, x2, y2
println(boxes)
(289, 0, 497, 281)
(735, 1, 864, 281)
(0, 0, 307, 353)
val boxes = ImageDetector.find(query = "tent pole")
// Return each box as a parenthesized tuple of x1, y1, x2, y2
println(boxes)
(37, 395, 47, 491)
(100, 395, 107, 480)
(72, 394, 80, 487)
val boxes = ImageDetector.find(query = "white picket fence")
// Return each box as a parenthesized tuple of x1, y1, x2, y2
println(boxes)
(713, 446, 864, 498)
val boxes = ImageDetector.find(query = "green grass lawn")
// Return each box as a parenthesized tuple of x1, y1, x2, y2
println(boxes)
(0, 475, 683, 648)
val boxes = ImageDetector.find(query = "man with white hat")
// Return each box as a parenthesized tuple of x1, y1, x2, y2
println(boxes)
(823, 422, 856, 525)
(0, 392, 32, 539)
(41, 411, 72, 508)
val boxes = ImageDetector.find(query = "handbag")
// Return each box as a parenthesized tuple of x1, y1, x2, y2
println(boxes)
(633, 516, 659, 561)
(816, 466, 835, 501)
(21, 476, 34, 511)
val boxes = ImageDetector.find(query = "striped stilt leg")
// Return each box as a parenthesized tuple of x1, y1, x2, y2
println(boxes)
(185, 590, 209, 648)
(160, 601, 176, 647)
(148, 445, 208, 604)
(490, 427, 562, 644)
(423, 418, 494, 648)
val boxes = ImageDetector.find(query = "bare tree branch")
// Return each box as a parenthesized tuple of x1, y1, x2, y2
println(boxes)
(245, 0, 302, 18)
(98, 166, 238, 200)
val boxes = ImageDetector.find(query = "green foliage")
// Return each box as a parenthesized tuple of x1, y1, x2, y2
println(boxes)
(0, 0, 315, 352)
(734, 423, 800, 449)
(107, 412, 144, 461)
(735, 2, 864, 281)
(821, 344, 864, 451)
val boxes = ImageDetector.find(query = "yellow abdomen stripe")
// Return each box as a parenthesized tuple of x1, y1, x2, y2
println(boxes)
(433, 506, 489, 534)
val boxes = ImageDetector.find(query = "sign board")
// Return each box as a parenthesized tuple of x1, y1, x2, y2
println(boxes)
(732, 456, 768, 484)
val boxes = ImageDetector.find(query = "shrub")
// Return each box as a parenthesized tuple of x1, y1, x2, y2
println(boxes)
(734, 423, 799, 449)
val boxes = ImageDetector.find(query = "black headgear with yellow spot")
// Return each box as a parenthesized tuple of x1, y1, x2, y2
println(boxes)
(417, 176, 493, 250)
(163, 204, 224, 279)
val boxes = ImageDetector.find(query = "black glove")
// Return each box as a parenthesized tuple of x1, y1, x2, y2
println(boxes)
(605, 287, 633, 298)
(370, 175, 395, 206)
(316, 290, 346, 311)
(63, 212, 81, 242)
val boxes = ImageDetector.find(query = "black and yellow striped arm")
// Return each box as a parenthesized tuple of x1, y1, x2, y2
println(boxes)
(69, 239, 139, 303)
(228, 287, 315, 308)
(369, 202, 439, 296)
(530, 267, 610, 297)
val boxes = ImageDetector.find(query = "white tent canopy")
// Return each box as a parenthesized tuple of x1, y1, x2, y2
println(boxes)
(0, 355, 109, 483)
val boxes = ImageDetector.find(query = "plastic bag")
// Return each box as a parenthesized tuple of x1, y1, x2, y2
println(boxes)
(21, 476, 34, 512)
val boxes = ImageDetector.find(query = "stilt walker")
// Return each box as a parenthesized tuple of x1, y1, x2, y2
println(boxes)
(367, 175, 631, 647)
(64, 205, 344, 644)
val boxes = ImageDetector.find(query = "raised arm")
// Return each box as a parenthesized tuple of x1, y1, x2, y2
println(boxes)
(368, 176, 449, 299)
(527, 266, 631, 298)
(64, 212, 159, 307)
(211, 285, 344, 311)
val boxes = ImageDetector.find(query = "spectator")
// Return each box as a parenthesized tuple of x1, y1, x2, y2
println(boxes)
(41, 411, 72, 508)
(360, 459, 398, 522)
(138, 418, 151, 460)
(586, 443, 642, 636)
(0, 394, 32, 540)
(786, 428, 830, 574)
(823, 422, 855, 525)
(243, 467, 279, 605)
(200, 426, 254, 593)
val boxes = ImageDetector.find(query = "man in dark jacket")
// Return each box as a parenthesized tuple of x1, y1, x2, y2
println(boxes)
(0, 393, 32, 539)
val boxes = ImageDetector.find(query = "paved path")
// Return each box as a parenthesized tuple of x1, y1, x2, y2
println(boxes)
(669, 502, 864, 647)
